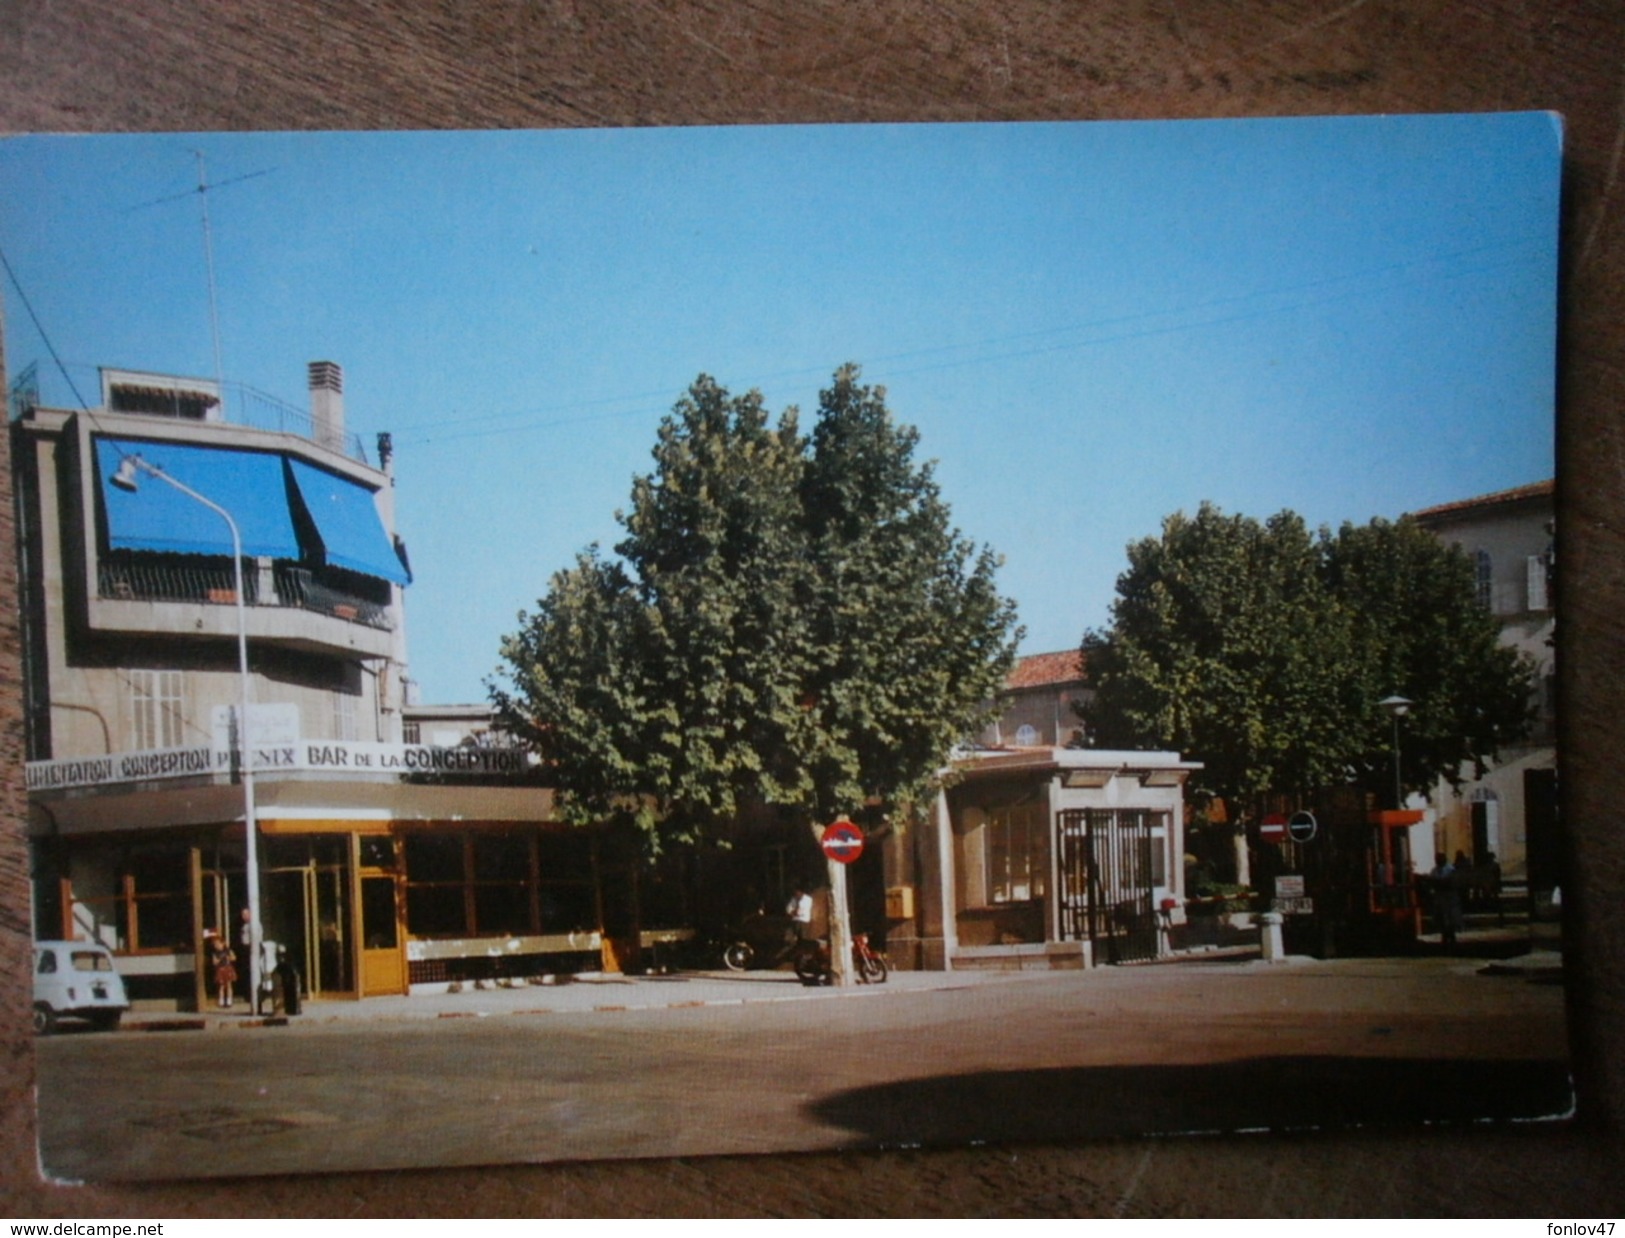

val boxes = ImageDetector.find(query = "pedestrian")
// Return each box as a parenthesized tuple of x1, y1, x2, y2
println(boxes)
(786, 886, 814, 942)
(238, 907, 254, 1004)
(1484, 851, 1505, 924)
(1429, 852, 1463, 950)
(206, 930, 237, 1009)
(275, 944, 301, 1016)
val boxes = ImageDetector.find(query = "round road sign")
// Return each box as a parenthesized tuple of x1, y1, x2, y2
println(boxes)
(820, 819, 865, 864)
(1259, 814, 1289, 843)
(1288, 811, 1318, 843)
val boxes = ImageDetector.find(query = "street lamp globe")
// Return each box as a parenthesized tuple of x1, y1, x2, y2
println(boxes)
(1379, 694, 1413, 811)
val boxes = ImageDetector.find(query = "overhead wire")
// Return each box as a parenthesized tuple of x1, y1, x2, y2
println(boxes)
(387, 234, 1546, 451)
(0, 241, 93, 411)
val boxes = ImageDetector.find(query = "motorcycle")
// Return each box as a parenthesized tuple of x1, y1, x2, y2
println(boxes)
(720, 913, 809, 972)
(793, 931, 890, 986)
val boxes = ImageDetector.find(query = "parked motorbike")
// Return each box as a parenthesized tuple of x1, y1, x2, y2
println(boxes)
(721, 914, 808, 972)
(794, 932, 890, 986)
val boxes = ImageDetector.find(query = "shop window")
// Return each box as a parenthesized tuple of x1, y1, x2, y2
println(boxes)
(72, 845, 191, 954)
(535, 829, 597, 935)
(472, 833, 532, 935)
(538, 882, 597, 934)
(1150, 826, 1168, 888)
(359, 836, 398, 869)
(406, 884, 468, 936)
(987, 801, 1048, 904)
(404, 830, 545, 938)
(405, 833, 464, 881)
(536, 829, 593, 877)
(473, 832, 531, 881)
(405, 833, 469, 937)
(474, 884, 532, 935)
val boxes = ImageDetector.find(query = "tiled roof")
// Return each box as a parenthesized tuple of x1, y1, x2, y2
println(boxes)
(1005, 649, 1085, 690)
(1408, 480, 1553, 522)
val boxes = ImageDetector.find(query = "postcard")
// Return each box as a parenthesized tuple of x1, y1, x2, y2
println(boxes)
(1, 114, 1568, 1181)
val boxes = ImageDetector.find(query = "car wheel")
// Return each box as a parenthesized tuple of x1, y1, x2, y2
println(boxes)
(33, 1004, 57, 1036)
(722, 942, 753, 972)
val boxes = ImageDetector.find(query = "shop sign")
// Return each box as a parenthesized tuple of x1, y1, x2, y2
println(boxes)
(1273, 874, 1313, 915)
(211, 702, 302, 753)
(27, 740, 529, 791)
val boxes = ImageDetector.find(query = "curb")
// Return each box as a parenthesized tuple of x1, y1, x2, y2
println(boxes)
(127, 1014, 290, 1032)
(117, 973, 924, 1032)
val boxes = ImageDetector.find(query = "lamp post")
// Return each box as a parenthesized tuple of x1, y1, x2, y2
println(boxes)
(110, 453, 262, 1011)
(1378, 695, 1413, 811)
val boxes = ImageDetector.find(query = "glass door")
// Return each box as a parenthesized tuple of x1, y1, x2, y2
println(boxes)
(263, 836, 354, 998)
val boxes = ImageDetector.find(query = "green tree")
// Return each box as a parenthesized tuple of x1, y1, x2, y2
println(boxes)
(1082, 504, 1533, 819)
(1081, 504, 1354, 812)
(494, 366, 1021, 847)
(798, 365, 1020, 817)
(1320, 516, 1534, 798)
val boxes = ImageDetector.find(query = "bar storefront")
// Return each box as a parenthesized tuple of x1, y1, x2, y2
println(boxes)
(27, 740, 619, 1010)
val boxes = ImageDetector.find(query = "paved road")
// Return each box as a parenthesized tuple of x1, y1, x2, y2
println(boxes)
(35, 956, 1570, 1183)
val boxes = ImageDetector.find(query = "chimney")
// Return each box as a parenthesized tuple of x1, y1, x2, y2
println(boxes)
(309, 360, 344, 451)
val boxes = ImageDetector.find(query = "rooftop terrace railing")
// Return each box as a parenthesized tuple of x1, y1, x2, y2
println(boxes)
(14, 365, 372, 465)
(226, 383, 370, 465)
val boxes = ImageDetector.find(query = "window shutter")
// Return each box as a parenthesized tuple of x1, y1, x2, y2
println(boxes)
(1527, 555, 1549, 611)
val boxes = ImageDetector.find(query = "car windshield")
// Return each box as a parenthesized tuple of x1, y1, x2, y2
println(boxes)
(70, 951, 113, 972)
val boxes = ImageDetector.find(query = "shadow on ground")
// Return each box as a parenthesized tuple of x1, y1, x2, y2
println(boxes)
(808, 1056, 1574, 1147)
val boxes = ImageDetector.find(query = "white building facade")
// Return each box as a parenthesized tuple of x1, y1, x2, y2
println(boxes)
(1410, 481, 1557, 888)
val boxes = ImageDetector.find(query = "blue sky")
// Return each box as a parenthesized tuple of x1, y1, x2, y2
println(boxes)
(0, 115, 1560, 703)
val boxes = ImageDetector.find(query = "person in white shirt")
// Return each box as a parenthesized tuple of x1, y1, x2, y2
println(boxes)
(786, 887, 814, 941)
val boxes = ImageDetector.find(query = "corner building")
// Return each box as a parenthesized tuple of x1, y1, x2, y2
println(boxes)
(14, 364, 590, 1009)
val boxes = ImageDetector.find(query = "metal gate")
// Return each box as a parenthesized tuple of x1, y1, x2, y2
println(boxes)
(1057, 808, 1159, 963)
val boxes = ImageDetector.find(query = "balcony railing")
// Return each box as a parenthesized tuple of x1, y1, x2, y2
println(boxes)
(98, 559, 394, 631)
(276, 566, 393, 629)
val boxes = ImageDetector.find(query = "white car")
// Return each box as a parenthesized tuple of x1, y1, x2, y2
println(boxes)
(33, 941, 130, 1034)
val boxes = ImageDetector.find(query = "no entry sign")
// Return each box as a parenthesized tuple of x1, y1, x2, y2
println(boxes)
(820, 819, 865, 864)
(1259, 814, 1289, 844)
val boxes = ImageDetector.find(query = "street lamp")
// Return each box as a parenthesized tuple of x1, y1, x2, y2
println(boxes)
(1378, 694, 1413, 811)
(110, 453, 263, 1012)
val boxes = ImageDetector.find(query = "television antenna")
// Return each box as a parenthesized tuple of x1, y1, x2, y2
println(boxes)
(127, 152, 274, 415)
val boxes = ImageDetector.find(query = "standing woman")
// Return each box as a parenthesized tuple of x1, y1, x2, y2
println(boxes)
(207, 929, 238, 1009)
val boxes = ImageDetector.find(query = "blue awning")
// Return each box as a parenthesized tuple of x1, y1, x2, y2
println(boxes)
(285, 458, 410, 586)
(95, 438, 302, 560)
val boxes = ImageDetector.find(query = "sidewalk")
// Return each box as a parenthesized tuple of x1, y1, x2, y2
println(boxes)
(119, 937, 1566, 1033)
(121, 965, 1034, 1031)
